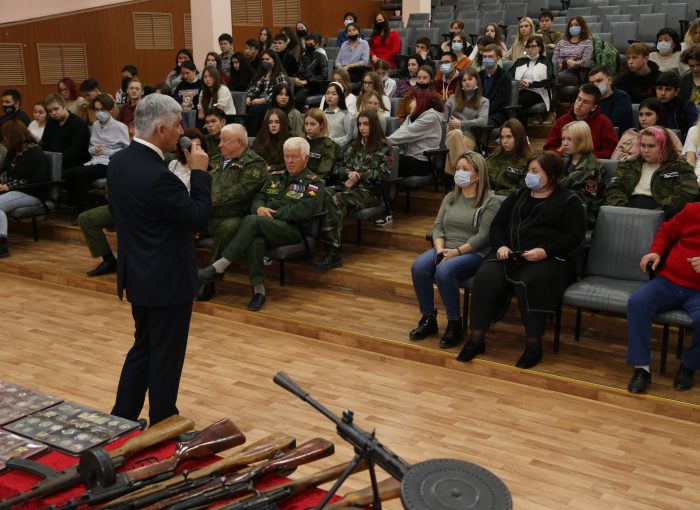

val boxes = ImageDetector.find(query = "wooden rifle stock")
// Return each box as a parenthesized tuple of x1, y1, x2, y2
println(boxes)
(324, 477, 401, 509)
(148, 438, 335, 510)
(96, 432, 296, 509)
(0, 415, 195, 510)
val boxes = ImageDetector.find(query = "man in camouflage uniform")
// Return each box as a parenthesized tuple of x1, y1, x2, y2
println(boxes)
(196, 123, 268, 301)
(198, 137, 324, 311)
(314, 141, 393, 269)
(562, 152, 606, 228)
(203, 107, 226, 171)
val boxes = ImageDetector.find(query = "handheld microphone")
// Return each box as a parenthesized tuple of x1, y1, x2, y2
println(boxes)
(179, 136, 192, 150)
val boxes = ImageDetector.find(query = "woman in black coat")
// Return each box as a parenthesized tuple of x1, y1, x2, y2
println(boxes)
(457, 151, 586, 369)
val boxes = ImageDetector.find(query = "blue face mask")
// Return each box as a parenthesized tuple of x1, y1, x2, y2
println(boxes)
(597, 83, 609, 96)
(440, 63, 452, 75)
(451, 43, 463, 53)
(525, 172, 544, 191)
(657, 41, 673, 54)
(569, 26, 581, 37)
(454, 169, 476, 188)
(344, 19, 353, 27)
(261, 60, 272, 70)
(95, 111, 111, 123)
(482, 57, 495, 69)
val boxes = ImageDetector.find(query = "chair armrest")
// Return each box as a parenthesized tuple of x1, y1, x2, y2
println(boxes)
(8, 180, 63, 191)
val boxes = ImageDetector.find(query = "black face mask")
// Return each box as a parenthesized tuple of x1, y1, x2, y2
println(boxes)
(416, 82, 430, 89)
(121, 77, 132, 91)
(297, 30, 307, 39)
(3, 105, 16, 115)
(305, 45, 316, 54)
(348, 34, 359, 41)
(375, 21, 386, 30)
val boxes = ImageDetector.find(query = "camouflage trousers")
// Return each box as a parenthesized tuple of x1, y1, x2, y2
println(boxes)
(321, 186, 382, 248)
(202, 216, 244, 262)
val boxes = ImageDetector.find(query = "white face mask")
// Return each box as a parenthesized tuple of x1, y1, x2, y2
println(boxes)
(454, 169, 476, 188)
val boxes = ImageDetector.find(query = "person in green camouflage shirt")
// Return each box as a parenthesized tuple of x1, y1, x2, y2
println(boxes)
(486, 119, 532, 196)
(560, 121, 606, 228)
(606, 126, 697, 218)
(196, 123, 267, 301)
(304, 108, 342, 179)
(315, 110, 394, 269)
(203, 107, 226, 171)
(198, 137, 324, 311)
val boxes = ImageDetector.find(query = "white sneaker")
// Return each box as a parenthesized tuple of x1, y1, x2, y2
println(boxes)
(375, 215, 393, 227)
(263, 256, 273, 266)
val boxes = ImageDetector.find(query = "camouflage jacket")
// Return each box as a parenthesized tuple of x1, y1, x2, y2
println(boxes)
(210, 146, 267, 219)
(205, 134, 222, 172)
(606, 157, 698, 214)
(332, 141, 393, 189)
(307, 136, 342, 179)
(486, 150, 528, 196)
(251, 166, 324, 223)
(561, 152, 605, 228)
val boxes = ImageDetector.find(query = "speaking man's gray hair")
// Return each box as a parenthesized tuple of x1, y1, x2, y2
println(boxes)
(134, 94, 182, 138)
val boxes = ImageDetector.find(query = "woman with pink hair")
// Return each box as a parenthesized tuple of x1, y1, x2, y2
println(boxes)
(58, 77, 87, 119)
(606, 126, 697, 218)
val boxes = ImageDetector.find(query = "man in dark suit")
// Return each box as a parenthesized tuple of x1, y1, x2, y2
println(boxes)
(478, 44, 513, 127)
(107, 94, 211, 425)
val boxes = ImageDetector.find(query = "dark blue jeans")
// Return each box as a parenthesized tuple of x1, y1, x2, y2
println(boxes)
(411, 248, 484, 320)
(627, 275, 700, 370)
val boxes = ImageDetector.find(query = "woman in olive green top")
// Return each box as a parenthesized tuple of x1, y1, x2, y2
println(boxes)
(410, 151, 500, 349)
(486, 118, 532, 195)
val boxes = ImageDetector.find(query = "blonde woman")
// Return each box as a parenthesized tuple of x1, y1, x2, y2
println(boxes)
(503, 17, 536, 61)
(682, 18, 700, 50)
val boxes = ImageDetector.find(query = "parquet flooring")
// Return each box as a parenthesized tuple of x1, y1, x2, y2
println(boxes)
(2, 273, 700, 510)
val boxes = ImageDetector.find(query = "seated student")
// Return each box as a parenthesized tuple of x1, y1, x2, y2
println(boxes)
(457, 151, 586, 368)
(41, 93, 90, 171)
(606, 126, 696, 217)
(320, 69, 358, 114)
(197, 67, 235, 123)
(544, 84, 618, 159)
(58, 77, 88, 120)
(680, 46, 700, 106)
(469, 35, 497, 72)
(487, 118, 532, 195)
(117, 78, 144, 127)
(683, 116, 700, 185)
(552, 16, 593, 86)
(655, 71, 698, 140)
(228, 52, 256, 93)
(478, 44, 511, 127)
(272, 33, 300, 77)
(387, 89, 443, 178)
(444, 68, 489, 173)
(440, 20, 466, 53)
(434, 52, 461, 101)
(259, 27, 273, 52)
(271, 82, 303, 136)
(446, 32, 473, 71)
(395, 65, 444, 124)
(281, 26, 302, 61)
(369, 13, 401, 69)
(504, 17, 536, 62)
(303, 108, 342, 180)
(165, 49, 194, 90)
(356, 89, 389, 131)
(0, 120, 49, 258)
(510, 36, 556, 125)
(559, 121, 605, 228)
(28, 101, 47, 142)
(246, 49, 288, 137)
(79, 79, 119, 124)
(337, 11, 360, 47)
(649, 28, 688, 75)
(0, 89, 30, 129)
(292, 32, 329, 110)
(252, 108, 290, 172)
(203, 107, 226, 170)
(613, 98, 684, 161)
(218, 33, 234, 77)
(393, 54, 425, 98)
(314, 110, 393, 269)
(197, 137, 324, 311)
(63, 94, 129, 214)
(323, 82, 356, 147)
(243, 39, 262, 72)
(588, 66, 634, 133)
(414, 37, 435, 69)
(483, 23, 508, 53)
(536, 10, 562, 52)
(374, 59, 397, 99)
(615, 43, 661, 104)
(77, 128, 204, 278)
(336, 23, 371, 83)
(409, 151, 499, 347)
(626, 203, 700, 395)
(174, 61, 202, 113)
(204, 52, 229, 86)
(359, 71, 391, 112)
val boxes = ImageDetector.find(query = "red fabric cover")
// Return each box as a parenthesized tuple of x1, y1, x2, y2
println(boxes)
(650, 202, 700, 290)
(0, 431, 340, 509)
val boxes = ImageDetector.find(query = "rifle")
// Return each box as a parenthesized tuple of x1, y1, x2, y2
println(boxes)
(97, 432, 296, 510)
(324, 478, 401, 509)
(45, 418, 246, 510)
(0, 415, 195, 510)
(215, 460, 368, 510)
(149, 437, 335, 510)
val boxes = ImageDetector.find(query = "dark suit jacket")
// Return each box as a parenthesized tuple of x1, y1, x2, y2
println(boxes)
(479, 67, 512, 122)
(107, 141, 212, 306)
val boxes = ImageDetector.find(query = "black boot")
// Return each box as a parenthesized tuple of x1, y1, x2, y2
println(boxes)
(409, 310, 438, 340)
(515, 336, 543, 369)
(439, 319, 463, 348)
(0, 236, 8, 258)
(456, 330, 485, 362)
(314, 246, 343, 270)
(195, 282, 215, 301)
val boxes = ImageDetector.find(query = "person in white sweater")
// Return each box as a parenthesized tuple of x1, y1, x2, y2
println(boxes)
(323, 82, 356, 148)
(197, 67, 235, 121)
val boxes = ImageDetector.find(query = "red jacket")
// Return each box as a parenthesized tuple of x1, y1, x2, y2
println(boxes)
(369, 31, 401, 68)
(650, 203, 700, 290)
(543, 107, 618, 159)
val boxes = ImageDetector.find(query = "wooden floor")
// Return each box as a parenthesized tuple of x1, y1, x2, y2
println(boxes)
(2, 273, 700, 509)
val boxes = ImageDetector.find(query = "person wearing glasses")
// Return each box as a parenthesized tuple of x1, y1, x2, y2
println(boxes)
(510, 36, 556, 125)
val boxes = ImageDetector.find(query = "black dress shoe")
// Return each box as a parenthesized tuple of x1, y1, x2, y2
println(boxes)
(409, 310, 438, 340)
(313, 247, 343, 270)
(439, 319, 463, 348)
(456, 340, 485, 362)
(87, 259, 117, 277)
(627, 368, 652, 394)
(673, 364, 695, 391)
(198, 265, 224, 283)
(515, 349, 543, 369)
(248, 293, 266, 311)
(195, 282, 215, 301)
